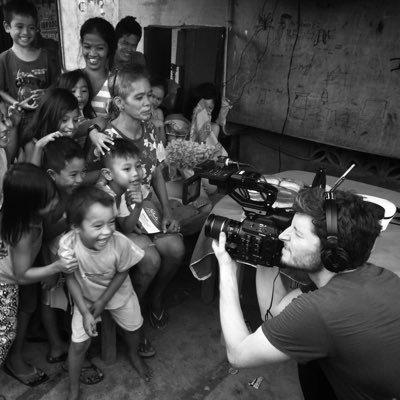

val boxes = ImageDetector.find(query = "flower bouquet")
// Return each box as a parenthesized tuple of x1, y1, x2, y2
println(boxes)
(165, 139, 220, 169)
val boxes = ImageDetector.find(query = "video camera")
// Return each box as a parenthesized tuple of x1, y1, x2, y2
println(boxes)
(182, 156, 295, 268)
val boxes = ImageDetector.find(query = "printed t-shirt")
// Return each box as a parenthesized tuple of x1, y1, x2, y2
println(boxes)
(262, 264, 400, 400)
(0, 48, 56, 102)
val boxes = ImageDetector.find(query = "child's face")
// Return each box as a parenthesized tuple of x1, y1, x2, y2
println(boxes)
(117, 34, 140, 63)
(4, 14, 37, 48)
(120, 79, 151, 121)
(51, 157, 86, 195)
(72, 78, 89, 111)
(149, 86, 165, 109)
(82, 32, 109, 72)
(77, 202, 116, 251)
(0, 102, 12, 148)
(107, 155, 143, 191)
(58, 109, 80, 137)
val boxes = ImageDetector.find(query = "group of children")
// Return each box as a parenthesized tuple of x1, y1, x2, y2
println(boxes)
(0, 2, 187, 400)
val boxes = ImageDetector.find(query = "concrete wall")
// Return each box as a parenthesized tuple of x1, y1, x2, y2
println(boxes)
(59, 0, 229, 70)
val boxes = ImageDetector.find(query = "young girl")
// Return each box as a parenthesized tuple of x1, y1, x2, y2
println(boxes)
(19, 88, 80, 165)
(100, 66, 185, 330)
(55, 69, 109, 153)
(0, 163, 77, 382)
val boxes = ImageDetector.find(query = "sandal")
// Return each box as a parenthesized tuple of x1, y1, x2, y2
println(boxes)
(3, 363, 49, 387)
(79, 362, 104, 385)
(138, 338, 156, 358)
(46, 352, 68, 364)
(149, 308, 169, 330)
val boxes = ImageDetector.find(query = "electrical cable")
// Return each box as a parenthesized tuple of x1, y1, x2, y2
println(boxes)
(231, 0, 280, 105)
(278, 0, 301, 172)
(264, 268, 280, 321)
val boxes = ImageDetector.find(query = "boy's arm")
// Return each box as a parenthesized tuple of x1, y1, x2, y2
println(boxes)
(0, 90, 17, 105)
(90, 271, 129, 319)
(66, 273, 98, 337)
(65, 273, 90, 316)
(117, 203, 142, 234)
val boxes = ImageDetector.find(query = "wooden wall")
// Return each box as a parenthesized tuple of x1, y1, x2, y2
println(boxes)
(226, 0, 400, 159)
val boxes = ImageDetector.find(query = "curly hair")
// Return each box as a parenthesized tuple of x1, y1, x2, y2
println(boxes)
(293, 187, 382, 267)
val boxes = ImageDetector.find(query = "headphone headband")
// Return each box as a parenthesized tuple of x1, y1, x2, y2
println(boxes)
(324, 191, 338, 248)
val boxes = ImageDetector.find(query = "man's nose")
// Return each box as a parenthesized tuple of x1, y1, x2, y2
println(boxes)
(278, 227, 290, 241)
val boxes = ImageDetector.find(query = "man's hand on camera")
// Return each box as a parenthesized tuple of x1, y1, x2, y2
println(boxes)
(212, 232, 237, 272)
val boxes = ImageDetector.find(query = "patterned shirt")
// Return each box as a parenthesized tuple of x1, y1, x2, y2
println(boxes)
(91, 78, 111, 118)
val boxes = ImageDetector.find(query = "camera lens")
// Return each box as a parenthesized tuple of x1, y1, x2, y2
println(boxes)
(204, 214, 241, 239)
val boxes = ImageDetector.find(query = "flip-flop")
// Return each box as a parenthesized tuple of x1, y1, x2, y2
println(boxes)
(46, 352, 68, 364)
(138, 338, 156, 358)
(149, 308, 169, 330)
(79, 362, 104, 385)
(3, 363, 49, 387)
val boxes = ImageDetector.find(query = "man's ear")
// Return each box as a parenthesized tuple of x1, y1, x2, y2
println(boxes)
(46, 169, 57, 181)
(101, 168, 112, 182)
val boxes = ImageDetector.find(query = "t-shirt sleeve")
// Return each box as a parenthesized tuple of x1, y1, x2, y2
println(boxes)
(0, 51, 9, 93)
(114, 232, 144, 272)
(262, 293, 332, 362)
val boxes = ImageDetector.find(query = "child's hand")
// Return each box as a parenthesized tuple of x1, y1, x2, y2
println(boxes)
(125, 186, 143, 207)
(36, 131, 63, 149)
(132, 224, 143, 234)
(89, 130, 114, 155)
(162, 213, 180, 233)
(89, 299, 106, 319)
(53, 257, 79, 274)
(83, 313, 98, 337)
(19, 94, 39, 110)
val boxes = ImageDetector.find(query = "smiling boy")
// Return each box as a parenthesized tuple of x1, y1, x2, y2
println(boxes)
(0, 1, 58, 111)
(62, 185, 151, 400)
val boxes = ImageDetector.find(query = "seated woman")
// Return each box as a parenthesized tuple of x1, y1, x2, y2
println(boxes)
(88, 66, 185, 330)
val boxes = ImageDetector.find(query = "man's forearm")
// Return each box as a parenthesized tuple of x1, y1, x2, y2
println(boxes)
(219, 262, 251, 361)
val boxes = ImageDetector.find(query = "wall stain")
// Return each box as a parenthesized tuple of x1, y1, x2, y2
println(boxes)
(377, 20, 384, 33)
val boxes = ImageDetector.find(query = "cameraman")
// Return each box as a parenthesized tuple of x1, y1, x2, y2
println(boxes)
(212, 187, 400, 400)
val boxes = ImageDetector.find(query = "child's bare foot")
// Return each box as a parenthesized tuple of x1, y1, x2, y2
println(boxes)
(129, 354, 153, 381)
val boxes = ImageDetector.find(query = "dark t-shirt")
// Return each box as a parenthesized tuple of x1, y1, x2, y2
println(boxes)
(263, 264, 400, 400)
(0, 48, 57, 102)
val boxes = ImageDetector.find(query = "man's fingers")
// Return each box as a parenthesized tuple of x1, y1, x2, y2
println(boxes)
(219, 232, 226, 247)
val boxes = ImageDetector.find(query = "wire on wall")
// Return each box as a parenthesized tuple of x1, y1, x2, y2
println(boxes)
(223, 0, 270, 90)
(278, 0, 301, 172)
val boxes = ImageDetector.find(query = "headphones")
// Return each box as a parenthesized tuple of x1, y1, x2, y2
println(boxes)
(320, 191, 350, 273)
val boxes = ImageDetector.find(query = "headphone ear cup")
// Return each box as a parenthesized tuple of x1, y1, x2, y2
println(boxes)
(321, 245, 350, 273)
